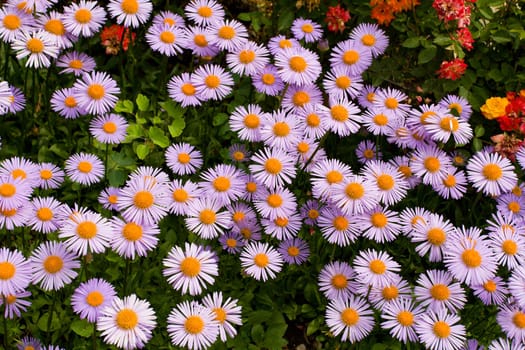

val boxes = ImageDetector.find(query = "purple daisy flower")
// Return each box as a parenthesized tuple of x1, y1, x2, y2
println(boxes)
(11, 30, 59, 69)
(226, 40, 270, 77)
(0, 175, 32, 211)
(228, 104, 267, 142)
(251, 64, 285, 96)
(199, 164, 245, 207)
(381, 298, 424, 343)
(167, 72, 203, 107)
(1, 289, 31, 319)
(414, 309, 466, 350)
(281, 83, 323, 113)
(65, 152, 104, 185)
(167, 179, 202, 216)
(202, 291, 242, 342)
(73, 71, 120, 116)
(185, 0, 225, 26)
(253, 186, 297, 221)
(439, 94, 473, 121)
(249, 147, 296, 189)
(0, 247, 31, 296)
(240, 241, 283, 281)
(50, 87, 86, 119)
(466, 150, 517, 197)
(31, 241, 80, 291)
(322, 66, 364, 100)
(56, 51, 96, 76)
(329, 39, 373, 75)
(414, 269, 466, 314)
(37, 162, 65, 189)
(0, 7, 36, 44)
(37, 10, 77, 50)
(219, 231, 245, 254)
(267, 35, 300, 56)
(471, 276, 509, 306)
(6, 85, 25, 114)
(165, 142, 203, 176)
(349, 23, 389, 57)
(107, 0, 153, 28)
(63, 0, 106, 38)
(146, 23, 187, 56)
(278, 237, 309, 265)
(274, 47, 322, 85)
(184, 197, 232, 239)
(71, 278, 117, 323)
(110, 217, 160, 259)
(89, 113, 128, 144)
(325, 296, 375, 342)
(318, 205, 360, 247)
(209, 18, 248, 52)
(353, 249, 401, 288)
(318, 260, 356, 301)
(261, 212, 302, 241)
(191, 64, 234, 101)
(27, 196, 64, 234)
(291, 17, 323, 43)
(184, 24, 220, 58)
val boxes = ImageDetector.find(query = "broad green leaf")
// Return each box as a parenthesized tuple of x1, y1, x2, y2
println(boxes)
(107, 169, 128, 187)
(418, 46, 437, 64)
(168, 116, 186, 137)
(306, 318, 320, 336)
(433, 36, 453, 46)
(71, 319, 94, 337)
(278, 11, 294, 32)
(38, 312, 61, 332)
(49, 144, 69, 159)
(246, 310, 273, 324)
(159, 100, 183, 118)
(475, 125, 485, 137)
(136, 93, 150, 112)
(371, 344, 387, 350)
(251, 324, 265, 344)
(473, 138, 482, 152)
(237, 12, 251, 21)
(213, 113, 229, 126)
(114, 100, 134, 114)
(148, 126, 170, 148)
(136, 144, 150, 160)
(402, 36, 421, 48)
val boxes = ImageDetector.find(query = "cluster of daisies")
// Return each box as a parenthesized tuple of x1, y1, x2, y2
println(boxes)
(1, 0, 525, 349)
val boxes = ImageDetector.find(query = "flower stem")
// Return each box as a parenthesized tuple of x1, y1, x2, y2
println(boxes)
(3, 296, 8, 349)
(46, 293, 57, 344)
(92, 322, 98, 350)
(104, 143, 110, 183)
(123, 258, 131, 295)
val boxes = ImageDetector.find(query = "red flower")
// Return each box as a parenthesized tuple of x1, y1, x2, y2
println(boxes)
(100, 24, 136, 55)
(498, 115, 521, 132)
(432, 0, 472, 27)
(325, 4, 350, 33)
(455, 27, 474, 51)
(436, 58, 467, 80)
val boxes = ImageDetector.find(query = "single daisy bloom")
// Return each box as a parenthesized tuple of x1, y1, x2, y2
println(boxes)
(508, 266, 525, 307)
(367, 274, 412, 311)
(466, 150, 517, 196)
(292, 137, 326, 171)
(439, 94, 473, 121)
(167, 179, 202, 216)
(361, 108, 396, 136)
(471, 276, 509, 306)
(240, 241, 283, 281)
(355, 139, 382, 165)
(165, 142, 203, 176)
(489, 227, 525, 270)
(0, 247, 31, 296)
(432, 168, 468, 200)
(357, 84, 378, 109)
(260, 212, 302, 241)
(59, 209, 112, 256)
(253, 186, 297, 221)
(497, 305, 525, 344)
(410, 143, 453, 186)
(6, 85, 26, 114)
(228, 104, 267, 142)
(281, 83, 323, 113)
(373, 87, 411, 120)
(89, 113, 128, 144)
(65, 152, 104, 185)
(267, 35, 300, 56)
(278, 237, 310, 265)
(381, 298, 424, 343)
(331, 174, 379, 216)
(424, 111, 473, 145)
(389, 155, 421, 189)
(31, 241, 80, 291)
(414, 309, 466, 350)
(146, 23, 187, 56)
(0, 156, 40, 185)
(50, 87, 86, 119)
(353, 249, 401, 288)
(202, 291, 242, 342)
(409, 213, 456, 262)
(191, 64, 234, 101)
(318, 260, 357, 301)
(167, 72, 203, 107)
(167, 300, 220, 350)
(291, 17, 323, 43)
(249, 147, 296, 189)
(117, 176, 170, 226)
(361, 160, 408, 206)
(16, 337, 42, 350)
(99, 186, 120, 211)
(209, 18, 248, 52)
(300, 199, 322, 226)
(325, 295, 375, 343)
(319, 97, 362, 137)
(163, 243, 218, 296)
(27, 196, 64, 234)
(317, 205, 360, 247)
(310, 158, 352, 200)
(0, 205, 30, 231)
(443, 226, 497, 286)
(184, 25, 219, 58)
(184, 197, 232, 239)
(71, 278, 117, 323)
(296, 103, 328, 140)
(37, 162, 65, 189)
(226, 40, 270, 77)
(97, 294, 157, 350)
(496, 193, 525, 220)
(414, 269, 466, 313)
(329, 39, 373, 75)
(251, 64, 285, 96)
(0, 7, 35, 43)
(185, 0, 225, 26)
(357, 205, 401, 243)
(228, 144, 251, 163)
(261, 108, 304, 150)
(110, 217, 160, 259)
(37, 10, 76, 50)
(218, 231, 245, 254)
(56, 51, 96, 76)
(0, 175, 32, 211)
(12, 30, 59, 69)
(63, 0, 106, 37)
(72, 71, 121, 116)
(274, 47, 322, 85)
(107, 0, 152, 28)
(406, 103, 448, 139)
(153, 10, 185, 27)
(398, 206, 432, 237)
(349, 23, 389, 57)
(488, 338, 518, 350)
(199, 164, 245, 207)
(227, 202, 257, 226)
(1, 289, 31, 319)
(322, 66, 364, 100)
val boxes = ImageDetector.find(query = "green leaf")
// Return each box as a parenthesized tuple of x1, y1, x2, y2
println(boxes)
(475, 125, 485, 138)
(114, 100, 134, 114)
(148, 126, 170, 148)
(159, 100, 183, 118)
(371, 344, 387, 350)
(237, 12, 251, 21)
(49, 144, 69, 159)
(401, 36, 421, 48)
(473, 138, 482, 152)
(304, 282, 320, 306)
(168, 116, 186, 137)
(213, 113, 229, 126)
(306, 318, 320, 336)
(246, 310, 273, 324)
(433, 36, 453, 46)
(136, 144, 150, 160)
(37, 312, 61, 332)
(126, 123, 144, 141)
(418, 46, 437, 64)
(136, 94, 150, 112)
(107, 169, 128, 187)
(71, 319, 94, 337)
(277, 11, 294, 31)
(251, 324, 265, 344)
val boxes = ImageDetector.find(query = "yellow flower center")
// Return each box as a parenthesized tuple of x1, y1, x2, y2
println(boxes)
(178, 153, 190, 164)
(44, 255, 63, 274)
(121, 0, 139, 14)
(205, 75, 220, 88)
(1, 208, 17, 217)
(502, 239, 518, 255)
(398, 165, 412, 178)
(424, 157, 440, 173)
(385, 97, 398, 110)
(239, 50, 255, 64)
(246, 182, 257, 193)
(397, 311, 413, 326)
(68, 59, 83, 70)
(513, 312, 525, 328)
(367, 92, 375, 102)
(254, 253, 269, 267)
(440, 116, 459, 132)
(331, 273, 348, 289)
(287, 246, 300, 257)
(185, 315, 205, 334)
(341, 308, 359, 326)
(0, 262, 16, 280)
(273, 122, 290, 136)
(361, 34, 376, 46)
(297, 142, 309, 154)
(180, 257, 201, 277)
(64, 96, 77, 108)
(330, 105, 348, 122)
(335, 76, 351, 89)
(342, 50, 359, 65)
(292, 91, 310, 107)
(102, 121, 117, 134)
(371, 212, 388, 228)
(449, 102, 462, 114)
(5, 294, 16, 304)
(226, 238, 237, 248)
(218, 26, 235, 40)
(243, 113, 260, 129)
(11, 169, 25, 179)
(482, 163, 502, 181)
(160, 31, 175, 44)
(45, 19, 65, 35)
(369, 259, 386, 274)
(40, 169, 53, 180)
(289, 56, 307, 72)
(37, 207, 53, 221)
(433, 321, 451, 338)
(345, 182, 364, 199)
(265, 158, 282, 174)
(462, 248, 482, 268)
(108, 194, 118, 204)
(430, 284, 450, 301)
(199, 209, 216, 225)
(301, 23, 314, 33)
(75, 8, 92, 24)
(262, 73, 275, 85)
(85, 291, 104, 307)
(197, 6, 213, 17)
(0, 183, 16, 197)
(26, 38, 44, 54)
(483, 280, 497, 292)
(333, 216, 349, 231)
(164, 18, 175, 26)
(308, 209, 319, 219)
(267, 194, 283, 208)
(194, 34, 208, 47)
(87, 84, 105, 100)
(420, 111, 435, 124)
(374, 113, 388, 126)
(3, 14, 21, 30)
(181, 83, 196, 96)
(123, 222, 143, 241)
(382, 285, 398, 300)
(274, 217, 288, 227)
(213, 307, 227, 323)
(427, 228, 446, 245)
(443, 175, 456, 188)
(363, 149, 374, 159)
(240, 228, 252, 239)
(116, 309, 138, 330)
(508, 201, 521, 213)
(171, 188, 188, 203)
(377, 174, 394, 190)
(213, 176, 230, 192)
(279, 39, 292, 49)
(232, 211, 244, 223)
(77, 161, 92, 173)
(77, 221, 97, 239)
(306, 113, 320, 127)
(133, 191, 154, 209)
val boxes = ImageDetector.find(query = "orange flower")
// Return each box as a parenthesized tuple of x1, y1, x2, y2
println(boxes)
(371, 1, 396, 26)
